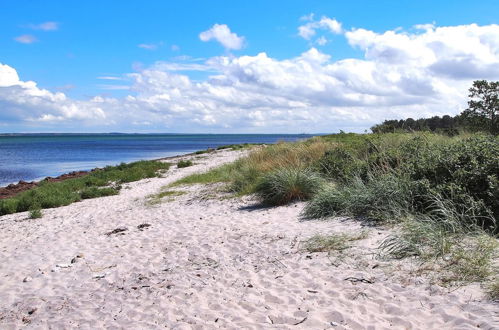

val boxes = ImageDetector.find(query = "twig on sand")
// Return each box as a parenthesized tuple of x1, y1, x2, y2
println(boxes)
(344, 277, 374, 284)
(84, 261, 117, 273)
(106, 227, 128, 236)
(294, 316, 308, 325)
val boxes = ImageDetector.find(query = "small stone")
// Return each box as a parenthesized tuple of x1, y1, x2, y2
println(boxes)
(23, 276, 32, 283)
(56, 263, 72, 268)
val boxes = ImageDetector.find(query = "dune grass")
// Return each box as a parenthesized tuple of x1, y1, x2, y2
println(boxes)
(255, 168, 324, 205)
(171, 138, 330, 197)
(170, 131, 498, 290)
(0, 160, 170, 215)
(302, 174, 413, 221)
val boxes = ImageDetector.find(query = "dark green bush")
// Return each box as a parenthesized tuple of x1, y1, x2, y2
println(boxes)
(316, 147, 367, 182)
(306, 133, 498, 230)
(0, 199, 18, 214)
(395, 135, 499, 228)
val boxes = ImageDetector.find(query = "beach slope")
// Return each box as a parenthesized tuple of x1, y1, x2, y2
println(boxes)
(0, 149, 497, 329)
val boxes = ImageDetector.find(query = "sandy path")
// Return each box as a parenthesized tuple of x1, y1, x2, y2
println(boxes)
(0, 149, 497, 329)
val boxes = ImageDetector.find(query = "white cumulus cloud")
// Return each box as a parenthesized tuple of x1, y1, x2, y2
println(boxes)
(199, 24, 245, 50)
(1, 22, 499, 133)
(298, 16, 343, 40)
(0, 63, 106, 126)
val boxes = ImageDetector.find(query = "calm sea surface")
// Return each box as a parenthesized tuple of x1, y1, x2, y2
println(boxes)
(0, 134, 314, 186)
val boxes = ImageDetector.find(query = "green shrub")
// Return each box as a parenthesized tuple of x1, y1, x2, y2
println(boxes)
(0, 199, 18, 215)
(28, 207, 42, 219)
(413, 136, 497, 220)
(255, 168, 323, 206)
(316, 147, 367, 183)
(80, 187, 119, 199)
(306, 133, 498, 231)
(177, 160, 193, 168)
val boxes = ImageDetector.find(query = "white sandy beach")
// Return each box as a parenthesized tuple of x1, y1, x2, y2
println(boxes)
(0, 149, 497, 329)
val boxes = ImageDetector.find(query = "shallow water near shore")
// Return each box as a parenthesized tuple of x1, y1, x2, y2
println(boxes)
(0, 133, 313, 186)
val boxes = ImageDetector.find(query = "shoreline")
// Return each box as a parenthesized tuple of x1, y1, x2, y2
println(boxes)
(0, 147, 229, 199)
(0, 148, 497, 328)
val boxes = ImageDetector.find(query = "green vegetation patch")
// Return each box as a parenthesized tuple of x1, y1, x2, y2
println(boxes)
(0, 160, 170, 215)
(216, 143, 261, 150)
(256, 167, 324, 205)
(170, 162, 239, 187)
(177, 159, 193, 168)
(171, 138, 330, 199)
(28, 207, 43, 219)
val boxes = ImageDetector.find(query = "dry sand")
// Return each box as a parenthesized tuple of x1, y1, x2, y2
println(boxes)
(0, 149, 497, 329)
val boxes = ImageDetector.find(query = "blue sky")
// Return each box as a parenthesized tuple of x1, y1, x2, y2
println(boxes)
(1, 0, 498, 133)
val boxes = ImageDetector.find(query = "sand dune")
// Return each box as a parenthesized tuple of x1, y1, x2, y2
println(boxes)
(0, 149, 497, 329)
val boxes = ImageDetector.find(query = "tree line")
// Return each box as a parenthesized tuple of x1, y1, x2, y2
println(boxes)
(371, 80, 498, 135)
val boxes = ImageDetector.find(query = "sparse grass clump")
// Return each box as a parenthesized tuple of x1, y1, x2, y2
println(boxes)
(28, 207, 42, 219)
(379, 198, 498, 284)
(0, 160, 170, 215)
(486, 280, 499, 301)
(255, 168, 324, 205)
(177, 160, 193, 168)
(146, 190, 186, 205)
(304, 231, 368, 253)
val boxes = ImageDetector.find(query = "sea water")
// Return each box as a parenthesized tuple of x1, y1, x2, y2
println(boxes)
(0, 133, 314, 186)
